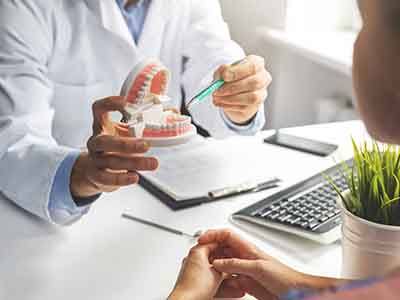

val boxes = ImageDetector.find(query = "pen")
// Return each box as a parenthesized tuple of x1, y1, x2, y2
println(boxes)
(186, 58, 247, 108)
(122, 213, 202, 238)
(208, 177, 281, 200)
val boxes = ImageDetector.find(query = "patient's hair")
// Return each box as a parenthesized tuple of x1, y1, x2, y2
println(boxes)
(382, 1, 400, 33)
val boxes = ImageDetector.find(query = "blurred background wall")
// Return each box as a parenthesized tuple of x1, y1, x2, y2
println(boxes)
(219, 0, 359, 129)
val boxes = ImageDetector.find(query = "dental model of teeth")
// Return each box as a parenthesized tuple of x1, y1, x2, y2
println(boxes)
(121, 59, 196, 146)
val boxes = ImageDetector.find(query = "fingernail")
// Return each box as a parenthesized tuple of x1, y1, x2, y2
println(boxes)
(150, 158, 159, 170)
(224, 70, 235, 81)
(128, 172, 138, 181)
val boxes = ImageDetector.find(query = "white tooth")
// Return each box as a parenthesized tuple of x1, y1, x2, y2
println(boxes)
(151, 68, 160, 75)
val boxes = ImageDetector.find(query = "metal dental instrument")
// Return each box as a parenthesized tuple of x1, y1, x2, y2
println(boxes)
(186, 58, 247, 109)
(122, 213, 202, 238)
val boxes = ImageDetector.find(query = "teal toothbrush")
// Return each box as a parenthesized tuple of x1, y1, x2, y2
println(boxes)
(186, 58, 246, 109)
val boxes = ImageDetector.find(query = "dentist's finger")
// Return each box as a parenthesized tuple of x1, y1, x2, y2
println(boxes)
(214, 89, 268, 106)
(93, 154, 159, 172)
(87, 135, 150, 154)
(215, 70, 272, 97)
(87, 168, 140, 188)
(221, 55, 265, 82)
(213, 103, 248, 113)
(92, 96, 127, 135)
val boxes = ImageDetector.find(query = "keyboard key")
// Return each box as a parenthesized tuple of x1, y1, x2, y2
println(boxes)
(270, 202, 281, 211)
(279, 200, 289, 208)
(279, 209, 288, 215)
(300, 221, 309, 228)
(313, 213, 323, 219)
(293, 219, 303, 226)
(278, 215, 291, 222)
(299, 206, 308, 212)
(299, 213, 310, 219)
(292, 210, 302, 216)
(289, 217, 301, 225)
(327, 211, 336, 218)
(308, 220, 320, 229)
(285, 205, 294, 211)
(261, 209, 273, 217)
(319, 215, 329, 222)
(291, 202, 301, 208)
(268, 212, 280, 220)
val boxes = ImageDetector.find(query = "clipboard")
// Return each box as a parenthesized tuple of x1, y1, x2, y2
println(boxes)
(138, 137, 281, 210)
(139, 175, 213, 210)
(139, 175, 280, 210)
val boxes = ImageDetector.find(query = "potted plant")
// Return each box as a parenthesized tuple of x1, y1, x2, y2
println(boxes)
(331, 139, 400, 279)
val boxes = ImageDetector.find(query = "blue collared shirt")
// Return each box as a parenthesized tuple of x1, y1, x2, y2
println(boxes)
(48, 0, 264, 225)
(116, 0, 150, 43)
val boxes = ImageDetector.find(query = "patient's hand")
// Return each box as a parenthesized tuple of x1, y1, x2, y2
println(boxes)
(168, 243, 245, 300)
(199, 229, 338, 299)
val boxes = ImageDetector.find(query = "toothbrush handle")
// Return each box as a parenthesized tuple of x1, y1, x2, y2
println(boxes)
(196, 79, 225, 103)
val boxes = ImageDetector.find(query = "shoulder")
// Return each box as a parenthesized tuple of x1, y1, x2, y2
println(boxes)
(183, 0, 223, 20)
(0, 0, 60, 22)
(0, 0, 64, 61)
(0, 0, 62, 38)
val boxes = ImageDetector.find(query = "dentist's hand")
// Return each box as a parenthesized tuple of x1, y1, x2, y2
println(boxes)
(199, 230, 338, 300)
(70, 96, 159, 200)
(213, 55, 271, 125)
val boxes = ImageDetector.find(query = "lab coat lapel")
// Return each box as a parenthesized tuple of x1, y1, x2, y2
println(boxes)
(99, 0, 136, 48)
(137, 0, 169, 58)
(85, 0, 137, 50)
(84, 0, 169, 59)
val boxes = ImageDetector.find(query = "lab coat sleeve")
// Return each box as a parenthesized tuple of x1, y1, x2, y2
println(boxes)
(181, 0, 265, 138)
(0, 1, 79, 224)
(220, 109, 266, 136)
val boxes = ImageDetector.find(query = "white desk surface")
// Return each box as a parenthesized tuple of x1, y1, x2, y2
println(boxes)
(0, 121, 370, 300)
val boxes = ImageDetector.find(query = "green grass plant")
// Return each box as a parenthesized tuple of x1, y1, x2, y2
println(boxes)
(331, 138, 400, 226)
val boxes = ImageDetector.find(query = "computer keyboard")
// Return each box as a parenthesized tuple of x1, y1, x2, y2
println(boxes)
(231, 159, 353, 244)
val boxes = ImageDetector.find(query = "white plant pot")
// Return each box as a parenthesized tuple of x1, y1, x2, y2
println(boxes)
(339, 192, 400, 279)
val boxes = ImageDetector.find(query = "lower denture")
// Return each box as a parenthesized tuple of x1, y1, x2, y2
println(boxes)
(125, 60, 194, 139)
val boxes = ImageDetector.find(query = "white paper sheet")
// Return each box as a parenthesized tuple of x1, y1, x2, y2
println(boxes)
(141, 136, 280, 200)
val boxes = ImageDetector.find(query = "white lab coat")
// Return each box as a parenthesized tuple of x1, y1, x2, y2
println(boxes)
(0, 0, 263, 223)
